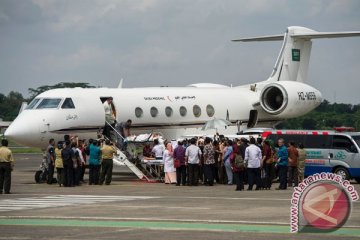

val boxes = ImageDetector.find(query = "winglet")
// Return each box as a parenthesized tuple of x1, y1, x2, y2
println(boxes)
(118, 78, 124, 88)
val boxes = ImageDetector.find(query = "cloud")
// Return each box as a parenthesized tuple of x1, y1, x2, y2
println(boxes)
(130, 0, 160, 12)
(303, 0, 357, 17)
(36, 44, 110, 72)
(31, 0, 162, 32)
(0, 8, 10, 23)
(0, 0, 359, 103)
(123, 46, 181, 68)
(67, 45, 109, 66)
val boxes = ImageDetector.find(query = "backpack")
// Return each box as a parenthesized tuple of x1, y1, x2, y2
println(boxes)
(234, 154, 244, 169)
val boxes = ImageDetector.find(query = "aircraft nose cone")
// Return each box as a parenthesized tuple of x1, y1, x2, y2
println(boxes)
(4, 123, 23, 144)
(4, 115, 39, 147)
(4, 125, 13, 139)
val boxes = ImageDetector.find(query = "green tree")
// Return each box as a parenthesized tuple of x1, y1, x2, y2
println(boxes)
(0, 91, 25, 121)
(280, 101, 360, 130)
(316, 100, 330, 112)
(302, 118, 317, 129)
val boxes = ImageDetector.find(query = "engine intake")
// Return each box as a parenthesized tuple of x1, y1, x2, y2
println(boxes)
(261, 84, 287, 114)
(260, 81, 322, 118)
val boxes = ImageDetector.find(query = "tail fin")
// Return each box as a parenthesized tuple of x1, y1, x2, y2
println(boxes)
(233, 26, 360, 83)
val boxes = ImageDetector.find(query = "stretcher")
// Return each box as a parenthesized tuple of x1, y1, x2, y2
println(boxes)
(121, 133, 165, 182)
(124, 133, 163, 161)
(140, 158, 164, 182)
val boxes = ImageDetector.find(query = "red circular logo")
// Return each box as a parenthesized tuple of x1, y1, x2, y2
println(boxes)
(301, 182, 350, 230)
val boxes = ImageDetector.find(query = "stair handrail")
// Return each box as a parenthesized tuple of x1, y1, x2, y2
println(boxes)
(105, 120, 125, 141)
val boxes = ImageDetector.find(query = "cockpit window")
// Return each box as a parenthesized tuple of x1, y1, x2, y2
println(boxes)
(61, 98, 75, 109)
(26, 98, 41, 109)
(36, 98, 62, 109)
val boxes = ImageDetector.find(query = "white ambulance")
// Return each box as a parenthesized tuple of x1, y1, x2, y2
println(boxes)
(263, 130, 360, 182)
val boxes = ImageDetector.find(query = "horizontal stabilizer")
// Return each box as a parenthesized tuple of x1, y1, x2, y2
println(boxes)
(232, 35, 283, 42)
(233, 27, 360, 42)
(292, 31, 360, 39)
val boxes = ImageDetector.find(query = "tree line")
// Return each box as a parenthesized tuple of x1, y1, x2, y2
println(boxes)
(276, 100, 360, 130)
(0, 83, 359, 131)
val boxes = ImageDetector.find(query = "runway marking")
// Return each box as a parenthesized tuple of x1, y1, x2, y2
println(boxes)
(0, 195, 158, 212)
(111, 205, 210, 210)
(3, 215, 360, 229)
(0, 215, 289, 225)
(0, 194, 294, 213)
(0, 217, 359, 236)
(181, 196, 291, 201)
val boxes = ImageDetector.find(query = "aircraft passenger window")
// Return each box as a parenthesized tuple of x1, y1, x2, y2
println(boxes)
(150, 107, 158, 117)
(135, 107, 143, 118)
(193, 105, 201, 118)
(165, 107, 173, 117)
(26, 98, 40, 109)
(36, 98, 62, 109)
(61, 98, 75, 109)
(206, 104, 215, 117)
(179, 106, 187, 117)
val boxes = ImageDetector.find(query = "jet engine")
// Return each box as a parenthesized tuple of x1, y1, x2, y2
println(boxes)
(259, 81, 322, 118)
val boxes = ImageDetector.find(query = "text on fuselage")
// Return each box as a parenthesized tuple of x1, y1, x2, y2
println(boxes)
(298, 92, 316, 101)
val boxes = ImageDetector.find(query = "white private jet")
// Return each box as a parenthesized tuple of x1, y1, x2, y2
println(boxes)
(5, 26, 360, 148)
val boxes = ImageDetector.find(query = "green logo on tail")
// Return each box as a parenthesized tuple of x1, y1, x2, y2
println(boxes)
(292, 49, 300, 61)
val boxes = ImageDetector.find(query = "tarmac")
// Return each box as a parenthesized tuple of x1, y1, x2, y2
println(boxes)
(0, 153, 359, 240)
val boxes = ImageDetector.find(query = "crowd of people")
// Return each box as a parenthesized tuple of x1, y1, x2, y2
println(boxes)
(45, 135, 117, 187)
(0, 128, 307, 193)
(143, 135, 306, 191)
(40, 131, 308, 191)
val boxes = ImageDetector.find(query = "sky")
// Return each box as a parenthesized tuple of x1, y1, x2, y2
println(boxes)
(0, 0, 359, 104)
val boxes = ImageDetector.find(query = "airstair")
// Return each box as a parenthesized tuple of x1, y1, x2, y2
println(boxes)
(112, 149, 149, 181)
(105, 121, 161, 182)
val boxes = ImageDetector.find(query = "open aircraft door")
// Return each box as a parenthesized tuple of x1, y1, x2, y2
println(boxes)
(247, 110, 258, 128)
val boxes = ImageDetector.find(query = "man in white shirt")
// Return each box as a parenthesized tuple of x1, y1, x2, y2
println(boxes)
(152, 139, 165, 159)
(103, 97, 116, 139)
(244, 137, 262, 190)
(151, 139, 165, 177)
(185, 138, 202, 186)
